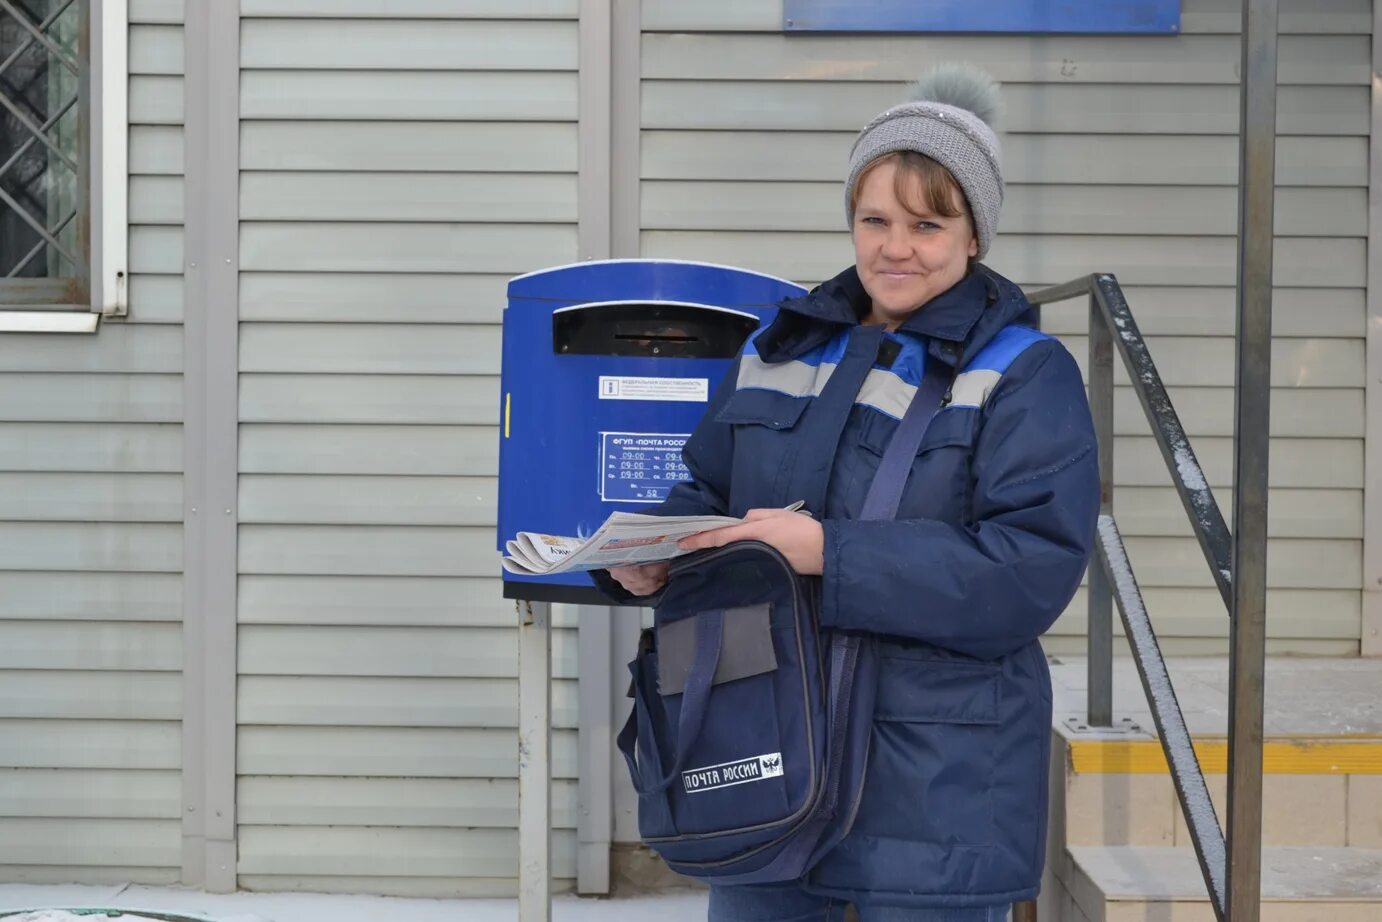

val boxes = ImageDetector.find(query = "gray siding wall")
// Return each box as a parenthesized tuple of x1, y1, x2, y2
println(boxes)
(0, 0, 186, 884)
(233, 0, 579, 896)
(639, 0, 1370, 654)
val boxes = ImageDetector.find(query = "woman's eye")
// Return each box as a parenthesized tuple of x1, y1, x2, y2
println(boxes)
(862, 216, 884, 226)
(915, 221, 939, 231)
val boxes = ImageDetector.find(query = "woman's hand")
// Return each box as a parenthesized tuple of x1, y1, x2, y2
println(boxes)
(678, 508, 825, 575)
(606, 561, 670, 597)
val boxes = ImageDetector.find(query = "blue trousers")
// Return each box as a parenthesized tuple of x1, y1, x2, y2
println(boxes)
(708, 883, 1011, 922)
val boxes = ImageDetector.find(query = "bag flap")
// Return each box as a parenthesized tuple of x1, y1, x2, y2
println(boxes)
(656, 603, 777, 696)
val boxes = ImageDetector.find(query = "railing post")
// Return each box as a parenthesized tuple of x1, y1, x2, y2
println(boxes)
(1087, 290, 1115, 727)
(1227, 0, 1277, 920)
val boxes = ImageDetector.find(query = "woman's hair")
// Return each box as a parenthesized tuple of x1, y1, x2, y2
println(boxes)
(848, 150, 969, 223)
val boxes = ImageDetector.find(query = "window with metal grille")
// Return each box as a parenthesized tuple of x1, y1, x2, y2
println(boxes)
(0, 0, 88, 306)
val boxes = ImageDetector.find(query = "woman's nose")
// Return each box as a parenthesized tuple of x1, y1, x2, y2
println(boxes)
(881, 227, 911, 260)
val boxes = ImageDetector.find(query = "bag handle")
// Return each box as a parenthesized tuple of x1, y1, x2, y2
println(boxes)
(857, 354, 955, 521)
(617, 609, 724, 795)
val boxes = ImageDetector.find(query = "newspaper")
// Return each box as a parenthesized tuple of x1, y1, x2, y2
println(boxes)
(502, 502, 805, 576)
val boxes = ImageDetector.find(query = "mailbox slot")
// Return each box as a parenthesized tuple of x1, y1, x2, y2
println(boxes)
(553, 301, 759, 358)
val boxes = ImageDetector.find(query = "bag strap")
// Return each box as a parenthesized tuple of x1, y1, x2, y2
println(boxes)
(617, 609, 724, 795)
(856, 353, 956, 521)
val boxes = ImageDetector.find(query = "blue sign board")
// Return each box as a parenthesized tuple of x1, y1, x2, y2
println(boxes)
(784, 1, 1180, 34)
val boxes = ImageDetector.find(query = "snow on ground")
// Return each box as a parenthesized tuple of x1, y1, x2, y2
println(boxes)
(0, 884, 709, 922)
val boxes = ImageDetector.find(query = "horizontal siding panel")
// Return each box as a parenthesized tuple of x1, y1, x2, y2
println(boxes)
(0, 473, 182, 522)
(1113, 487, 1362, 539)
(241, 122, 577, 173)
(129, 76, 182, 125)
(1062, 336, 1363, 388)
(0, 423, 182, 472)
(240, 324, 501, 374)
(642, 232, 1367, 288)
(0, 671, 180, 720)
(1110, 387, 1363, 438)
(129, 24, 183, 76)
(0, 572, 181, 622)
(641, 0, 1369, 34)
(0, 866, 179, 885)
(642, 181, 1365, 237)
(241, 172, 576, 222)
(1, 719, 180, 769)
(238, 525, 495, 577)
(1117, 436, 1361, 489)
(238, 625, 575, 679)
(237, 776, 576, 828)
(1052, 588, 1360, 638)
(0, 523, 182, 573)
(130, 125, 184, 176)
(231, 875, 550, 898)
(130, 0, 183, 24)
(239, 424, 494, 476)
(1182, 0, 1369, 33)
(643, 33, 1366, 86)
(241, 72, 577, 121)
(241, 223, 576, 274)
(238, 576, 513, 627)
(240, 272, 507, 323)
(0, 622, 180, 671)
(236, 826, 574, 878)
(240, 475, 496, 525)
(241, 0, 576, 16)
(239, 374, 499, 425)
(128, 275, 185, 324)
(0, 818, 179, 867)
(0, 769, 180, 818)
(236, 726, 576, 778)
(1122, 537, 1358, 589)
(0, 572, 181, 624)
(1039, 286, 1363, 338)
(642, 82, 1368, 135)
(130, 226, 184, 274)
(0, 325, 181, 373)
(642, 132, 1366, 188)
(237, 675, 577, 728)
(241, 20, 577, 70)
(129, 176, 183, 225)
(0, 374, 182, 422)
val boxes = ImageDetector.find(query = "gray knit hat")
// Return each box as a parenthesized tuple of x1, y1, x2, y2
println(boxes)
(845, 64, 1004, 258)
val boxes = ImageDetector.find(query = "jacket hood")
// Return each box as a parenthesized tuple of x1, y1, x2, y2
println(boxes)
(753, 264, 1035, 370)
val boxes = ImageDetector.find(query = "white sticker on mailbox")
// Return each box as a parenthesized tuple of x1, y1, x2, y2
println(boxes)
(598, 375, 708, 402)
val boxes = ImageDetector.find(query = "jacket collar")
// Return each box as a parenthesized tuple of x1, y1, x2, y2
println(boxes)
(754, 263, 1032, 368)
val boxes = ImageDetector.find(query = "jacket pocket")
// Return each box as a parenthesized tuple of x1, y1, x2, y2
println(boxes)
(858, 407, 978, 522)
(853, 655, 1000, 847)
(714, 388, 809, 430)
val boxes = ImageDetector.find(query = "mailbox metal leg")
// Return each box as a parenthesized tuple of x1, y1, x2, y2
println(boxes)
(518, 600, 553, 922)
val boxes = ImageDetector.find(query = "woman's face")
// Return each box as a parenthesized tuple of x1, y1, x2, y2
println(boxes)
(852, 158, 979, 329)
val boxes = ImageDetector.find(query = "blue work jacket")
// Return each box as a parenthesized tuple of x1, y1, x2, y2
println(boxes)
(601, 264, 1099, 907)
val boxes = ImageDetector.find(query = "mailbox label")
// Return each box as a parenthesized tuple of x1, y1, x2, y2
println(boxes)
(598, 375, 709, 402)
(599, 432, 691, 503)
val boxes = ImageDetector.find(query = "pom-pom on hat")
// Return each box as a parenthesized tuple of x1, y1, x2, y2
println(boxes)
(845, 64, 1005, 259)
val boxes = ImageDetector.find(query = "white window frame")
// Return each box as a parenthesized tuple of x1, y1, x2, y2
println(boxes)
(0, 0, 126, 333)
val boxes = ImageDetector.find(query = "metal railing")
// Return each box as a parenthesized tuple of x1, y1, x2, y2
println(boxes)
(1027, 274, 1236, 920)
(1022, 3, 1278, 919)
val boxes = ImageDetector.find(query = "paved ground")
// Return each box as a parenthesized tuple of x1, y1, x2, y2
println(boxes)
(0, 884, 709, 922)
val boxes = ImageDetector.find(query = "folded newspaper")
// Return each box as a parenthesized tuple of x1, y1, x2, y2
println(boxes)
(502, 502, 805, 576)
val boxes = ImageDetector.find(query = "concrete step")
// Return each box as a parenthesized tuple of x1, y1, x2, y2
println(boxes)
(1053, 731, 1382, 849)
(1058, 845, 1382, 922)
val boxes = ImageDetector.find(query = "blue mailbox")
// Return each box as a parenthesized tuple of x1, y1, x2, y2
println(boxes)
(498, 259, 807, 603)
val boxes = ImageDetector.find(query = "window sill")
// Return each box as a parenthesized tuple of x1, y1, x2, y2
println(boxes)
(0, 311, 99, 333)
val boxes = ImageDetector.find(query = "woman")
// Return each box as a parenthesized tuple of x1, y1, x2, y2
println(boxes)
(602, 65, 1099, 922)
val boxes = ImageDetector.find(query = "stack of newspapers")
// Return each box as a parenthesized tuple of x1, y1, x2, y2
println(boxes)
(501, 502, 805, 576)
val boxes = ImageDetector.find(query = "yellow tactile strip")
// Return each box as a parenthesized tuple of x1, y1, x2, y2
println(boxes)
(1068, 738, 1382, 774)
